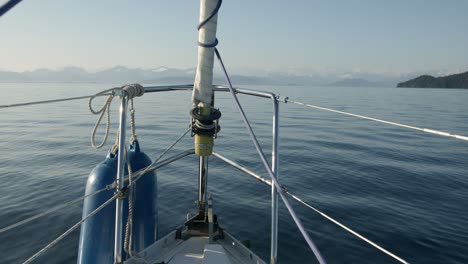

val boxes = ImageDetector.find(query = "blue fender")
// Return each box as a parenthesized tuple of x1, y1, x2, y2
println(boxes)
(78, 140, 157, 264)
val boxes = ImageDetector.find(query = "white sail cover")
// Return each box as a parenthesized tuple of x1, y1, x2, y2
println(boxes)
(192, 0, 219, 108)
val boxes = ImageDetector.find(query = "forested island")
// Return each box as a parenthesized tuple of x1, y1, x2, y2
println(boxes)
(397, 71, 468, 89)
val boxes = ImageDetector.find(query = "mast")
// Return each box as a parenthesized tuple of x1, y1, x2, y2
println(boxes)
(191, 0, 221, 214)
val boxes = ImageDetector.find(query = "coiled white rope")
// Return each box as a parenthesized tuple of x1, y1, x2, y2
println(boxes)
(22, 194, 117, 264)
(89, 84, 145, 150)
(284, 98, 468, 142)
(122, 84, 145, 99)
(89, 88, 116, 149)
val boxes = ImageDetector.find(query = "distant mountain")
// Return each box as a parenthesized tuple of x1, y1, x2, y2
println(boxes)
(0, 71, 27, 82)
(0, 65, 444, 87)
(326, 78, 385, 87)
(23, 67, 92, 83)
(0, 66, 196, 84)
(397, 71, 468, 88)
(0, 66, 312, 85)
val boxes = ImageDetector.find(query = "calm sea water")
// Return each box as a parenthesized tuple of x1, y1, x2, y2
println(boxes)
(0, 83, 467, 264)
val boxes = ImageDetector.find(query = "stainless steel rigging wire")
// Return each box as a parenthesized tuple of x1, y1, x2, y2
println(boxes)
(0, 94, 110, 109)
(214, 48, 327, 264)
(284, 98, 468, 142)
(0, 184, 113, 234)
(0, 127, 190, 236)
(213, 151, 410, 264)
(1, 86, 466, 142)
(22, 194, 118, 264)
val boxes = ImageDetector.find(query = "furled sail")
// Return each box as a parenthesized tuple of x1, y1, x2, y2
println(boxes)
(192, 0, 219, 108)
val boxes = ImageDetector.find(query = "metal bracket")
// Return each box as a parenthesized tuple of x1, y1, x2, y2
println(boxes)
(115, 186, 127, 200)
(208, 194, 214, 243)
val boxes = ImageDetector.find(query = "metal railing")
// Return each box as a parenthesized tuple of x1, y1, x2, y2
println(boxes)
(142, 84, 281, 263)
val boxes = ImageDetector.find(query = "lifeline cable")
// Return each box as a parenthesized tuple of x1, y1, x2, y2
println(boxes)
(287, 191, 409, 264)
(0, 94, 110, 109)
(212, 152, 409, 264)
(122, 127, 191, 255)
(130, 127, 191, 184)
(285, 98, 468, 142)
(22, 194, 117, 264)
(0, 184, 113, 234)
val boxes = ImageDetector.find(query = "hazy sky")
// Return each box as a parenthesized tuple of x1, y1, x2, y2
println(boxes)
(1, 0, 468, 74)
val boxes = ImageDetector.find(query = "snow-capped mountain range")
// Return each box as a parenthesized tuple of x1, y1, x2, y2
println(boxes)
(0, 66, 463, 87)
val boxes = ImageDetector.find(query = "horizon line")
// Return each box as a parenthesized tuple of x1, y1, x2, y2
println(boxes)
(1, 65, 467, 77)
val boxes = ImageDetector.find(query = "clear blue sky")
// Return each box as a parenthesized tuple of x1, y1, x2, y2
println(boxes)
(1, 0, 467, 74)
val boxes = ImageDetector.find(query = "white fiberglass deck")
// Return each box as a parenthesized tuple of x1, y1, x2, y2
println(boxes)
(125, 229, 266, 264)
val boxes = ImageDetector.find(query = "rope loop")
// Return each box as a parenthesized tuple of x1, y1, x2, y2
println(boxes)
(89, 84, 144, 150)
(89, 88, 116, 149)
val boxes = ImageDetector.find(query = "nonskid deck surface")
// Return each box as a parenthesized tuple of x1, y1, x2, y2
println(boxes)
(125, 230, 266, 264)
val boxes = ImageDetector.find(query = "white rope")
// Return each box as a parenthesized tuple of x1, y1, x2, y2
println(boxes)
(129, 98, 137, 143)
(0, 184, 113, 234)
(89, 84, 145, 150)
(0, 94, 111, 109)
(89, 88, 116, 149)
(110, 129, 120, 155)
(0, 84, 142, 110)
(214, 49, 327, 264)
(285, 98, 468, 142)
(122, 83, 145, 99)
(22, 194, 117, 264)
(124, 148, 135, 257)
